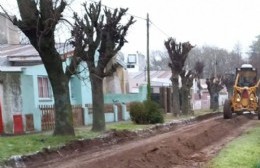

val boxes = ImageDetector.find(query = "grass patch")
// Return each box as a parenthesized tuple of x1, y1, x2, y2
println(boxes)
(163, 108, 212, 122)
(107, 121, 151, 130)
(0, 133, 75, 162)
(208, 123, 260, 168)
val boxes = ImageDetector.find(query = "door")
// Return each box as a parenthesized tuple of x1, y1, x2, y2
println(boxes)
(13, 115, 24, 134)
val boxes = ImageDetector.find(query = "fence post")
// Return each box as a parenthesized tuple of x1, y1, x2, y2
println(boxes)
(84, 104, 93, 125)
(83, 105, 88, 126)
(113, 104, 118, 122)
(167, 87, 172, 113)
(121, 103, 127, 120)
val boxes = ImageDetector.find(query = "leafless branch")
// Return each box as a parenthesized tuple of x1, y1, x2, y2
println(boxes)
(0, 5, 13, 22)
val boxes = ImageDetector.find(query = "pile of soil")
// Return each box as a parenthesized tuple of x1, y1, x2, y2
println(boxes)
(6, 113, 258, 168)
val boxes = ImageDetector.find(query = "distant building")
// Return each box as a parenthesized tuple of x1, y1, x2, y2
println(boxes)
(128, 71, 172, 93)
(126, 52, 146, 73)
(0, 13, 19, 44)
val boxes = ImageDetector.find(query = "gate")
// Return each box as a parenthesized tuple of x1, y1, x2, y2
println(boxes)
(72, 105, 84, 126)
(40, 105, 55, 131)
(40, 105, 84, 131)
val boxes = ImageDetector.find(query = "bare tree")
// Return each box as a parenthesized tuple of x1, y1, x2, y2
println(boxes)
(222, 73, 235, 98)
(187, 46, 244, 78)
(206, 77, 223, 111)
(9, 0, 80, 136)
(71, 2, 135, 131)
(194, 61, 204, 99)
(164, 38, 194, 116)
(150, 50, 170, 70)
(249, 35, 260, 78)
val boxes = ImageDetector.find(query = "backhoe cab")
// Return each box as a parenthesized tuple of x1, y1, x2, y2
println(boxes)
(223, 64, 260, 119)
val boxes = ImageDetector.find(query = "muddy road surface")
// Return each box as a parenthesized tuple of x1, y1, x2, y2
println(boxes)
(11, 114, 259, 168)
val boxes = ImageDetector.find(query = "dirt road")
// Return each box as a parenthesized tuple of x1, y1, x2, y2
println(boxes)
(14, 114, 259, 168)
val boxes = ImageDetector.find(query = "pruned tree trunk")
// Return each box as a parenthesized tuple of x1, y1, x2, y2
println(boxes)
(180, 70, 194, 115)
(171, 74, 180, 116)
(223, 74, 235, 99)
(206, 78, 223, 111)
(180, 87, 190, 115)
(39, 38, 74, 135)
(53, 83, 74, 135)
(90, 73, 105, 131)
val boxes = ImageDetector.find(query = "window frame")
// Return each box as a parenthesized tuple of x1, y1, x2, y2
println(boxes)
(37, 76, 52, 99)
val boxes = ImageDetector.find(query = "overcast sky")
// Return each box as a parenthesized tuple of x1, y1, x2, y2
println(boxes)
(2, 0, 260, 57)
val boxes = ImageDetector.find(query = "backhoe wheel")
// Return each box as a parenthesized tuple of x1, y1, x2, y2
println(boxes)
(223, 100, 232, 119)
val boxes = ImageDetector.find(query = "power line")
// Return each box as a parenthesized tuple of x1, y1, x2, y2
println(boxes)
(149, 20, 170, 38)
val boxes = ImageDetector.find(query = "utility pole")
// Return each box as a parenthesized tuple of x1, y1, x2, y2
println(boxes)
(147, 13, 151, 100)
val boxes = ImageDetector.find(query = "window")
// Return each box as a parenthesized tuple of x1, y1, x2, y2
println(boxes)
(38, 76, 52, 98)
(127, 64, 135, 68)
(127, 54, 136, 63)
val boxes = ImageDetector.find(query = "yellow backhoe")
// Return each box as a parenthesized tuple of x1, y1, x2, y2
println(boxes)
(223, 64, 260, 119)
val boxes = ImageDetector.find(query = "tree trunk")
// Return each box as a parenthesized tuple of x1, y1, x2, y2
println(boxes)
(227, 88, 233, 99)
(90, 73, 105, 132)
(180, 71, 193, 115)
(52, 77, 74, 135)
(180, 87, 190, 115)
(212, 92, 219, 111)
(210, 83, 222, 112)
(171, 74, 180, 116)
(39, 38, 74, 136)
(209, 94, 214, 109)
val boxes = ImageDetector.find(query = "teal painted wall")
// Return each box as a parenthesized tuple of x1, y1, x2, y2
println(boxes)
(78, 63, 92, 106)
(22, 65, 53, 131)
(23, 64, 54, 106)
(22, 63, 91, 105)
(19, 61, 147, 131)
(70, 76, 82, 104)
(20, 75, 42, 131)
(104, 85, 147, 104)
(20, 62, 93, 131)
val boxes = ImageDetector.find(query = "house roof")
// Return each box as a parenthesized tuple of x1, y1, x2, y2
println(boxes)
(128, 71, 172, 87)
(0, 44, 125, 68)
(115, 57, 126, 69)
(0, 43, 74, 62)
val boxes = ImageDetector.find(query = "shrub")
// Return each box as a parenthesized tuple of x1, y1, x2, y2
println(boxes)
(144, 100, 164, 124)
(254, 161, 260, 168)
(129, 102, 147, 124)
(129, 100, 164, 124)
